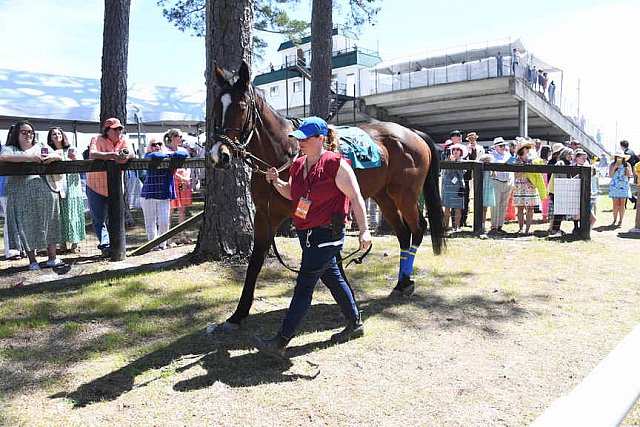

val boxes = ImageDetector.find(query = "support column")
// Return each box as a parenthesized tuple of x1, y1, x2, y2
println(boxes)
(518, 99, 528, 138)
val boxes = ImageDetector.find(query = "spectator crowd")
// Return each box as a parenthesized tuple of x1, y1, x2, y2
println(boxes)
(440, 130, 639, 236)
(0, 118, 203, 270)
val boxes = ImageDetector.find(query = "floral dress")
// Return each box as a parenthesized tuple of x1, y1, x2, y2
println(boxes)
(513, 157, 540, 207)
(60, 147, 86, 244)
(608, 165, 631, 199)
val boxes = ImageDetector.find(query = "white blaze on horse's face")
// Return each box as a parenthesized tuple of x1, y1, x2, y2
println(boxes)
(210, 93, 233, 165)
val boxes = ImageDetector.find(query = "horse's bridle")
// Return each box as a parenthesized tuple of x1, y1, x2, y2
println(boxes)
(213, 85, 298, 175)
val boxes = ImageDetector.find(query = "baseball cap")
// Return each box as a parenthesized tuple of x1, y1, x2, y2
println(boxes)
(104, 118, 124, 129)
(289, 116, 328, 139)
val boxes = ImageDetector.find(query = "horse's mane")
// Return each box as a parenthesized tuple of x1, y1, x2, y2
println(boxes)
(253, 85, 297, 130)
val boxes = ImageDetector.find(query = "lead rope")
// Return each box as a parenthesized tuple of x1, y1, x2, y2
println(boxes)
(265, 185, 371, 275)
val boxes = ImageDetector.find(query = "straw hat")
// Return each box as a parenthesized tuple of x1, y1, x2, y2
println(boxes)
(551, 142, 565, 154)
(517, 139, 534, 153)
(465, 132, 479, 141)
(613, 151, 631, 161)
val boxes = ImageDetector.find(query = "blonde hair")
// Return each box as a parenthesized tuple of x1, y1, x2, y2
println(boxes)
(146, 138, 157, 154)
(325, 126, 339, 153)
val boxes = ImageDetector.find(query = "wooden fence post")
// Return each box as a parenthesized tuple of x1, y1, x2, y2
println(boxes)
(106, 161, 126, 261)
(472, 161, 484, 235)
(579, 166, 591, 240)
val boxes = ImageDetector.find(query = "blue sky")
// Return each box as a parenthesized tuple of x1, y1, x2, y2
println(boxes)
(0, 0, 638, 151)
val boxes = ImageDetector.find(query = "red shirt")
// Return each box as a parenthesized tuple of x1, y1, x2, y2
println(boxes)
(290, 151, 350, 230)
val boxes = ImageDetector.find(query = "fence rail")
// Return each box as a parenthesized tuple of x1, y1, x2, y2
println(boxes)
(0, 158, 591, 265)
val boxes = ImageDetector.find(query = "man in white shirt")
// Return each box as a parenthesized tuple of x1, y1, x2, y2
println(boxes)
(490, 137, 513, 233)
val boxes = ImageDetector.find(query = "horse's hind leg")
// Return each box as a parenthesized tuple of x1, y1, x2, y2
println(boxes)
(373, 192, 416, 296)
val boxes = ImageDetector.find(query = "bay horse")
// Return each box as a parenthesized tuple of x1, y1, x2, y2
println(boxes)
(209, 61, 445, 331)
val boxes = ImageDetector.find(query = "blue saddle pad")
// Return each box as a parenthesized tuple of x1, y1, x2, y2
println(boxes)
(336, 126, 381, 169)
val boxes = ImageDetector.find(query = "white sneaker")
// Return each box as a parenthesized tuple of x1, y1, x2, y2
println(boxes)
(45, 258, 65, 268)
(628, 227, 640, 233)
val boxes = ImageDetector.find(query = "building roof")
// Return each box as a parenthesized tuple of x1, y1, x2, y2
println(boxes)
(277, 28, 339, 51)
(373, 38, 560, 75)
(0, 68, 205, 130)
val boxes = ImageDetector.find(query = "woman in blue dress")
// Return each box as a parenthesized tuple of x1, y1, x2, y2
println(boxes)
(608, 151, 632, 227)
(442, 143, 466, 231)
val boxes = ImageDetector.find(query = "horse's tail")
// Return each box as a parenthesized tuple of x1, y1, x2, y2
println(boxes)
(413, 129, 446, 255)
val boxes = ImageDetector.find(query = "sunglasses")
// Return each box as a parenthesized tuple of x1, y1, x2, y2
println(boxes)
(20, 130, 34, 136)
(151, 142, 163, 147)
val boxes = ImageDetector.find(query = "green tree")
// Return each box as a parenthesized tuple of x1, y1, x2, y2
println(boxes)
(156, 0, 379, 58)
(157, 0, 309, 55)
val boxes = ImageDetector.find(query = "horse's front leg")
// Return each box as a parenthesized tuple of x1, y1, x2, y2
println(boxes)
(215, 203, 288, 333)
(224, 238, 271, 329)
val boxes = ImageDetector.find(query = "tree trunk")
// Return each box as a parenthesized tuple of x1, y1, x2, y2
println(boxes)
(193, 0, 255, 262)
(100, 0, 130, 125)
(310, 0, 332, 119)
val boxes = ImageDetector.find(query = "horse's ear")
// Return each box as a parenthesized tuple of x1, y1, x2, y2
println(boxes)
(214, 62, 229, 87)
(237, 60, 251, 89)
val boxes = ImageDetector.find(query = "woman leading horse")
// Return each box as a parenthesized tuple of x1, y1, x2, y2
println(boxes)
(208, 61, 445, 332)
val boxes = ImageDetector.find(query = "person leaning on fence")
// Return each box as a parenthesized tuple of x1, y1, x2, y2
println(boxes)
(548, 145, 574, 235)
(47, 127, 86, 254)
(478, 154, 496, 234)
(86, 118, 134, 257)
(0, 121, 65, 270)
(535, 145, 552, 221)
(251, 116, 372, 360)
(166, 129, 193, 245)
(489, 137, 513, 234)
(461, 132, 484, 228)
(512, 139, 541, 235)
(571, 149, 597, 230)
(608, 151, 633, 227)
(442, 143, 467, 232)
(140, 138, 188, 250)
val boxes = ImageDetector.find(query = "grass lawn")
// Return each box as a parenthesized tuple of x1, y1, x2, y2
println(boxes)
(1, 196, 639, 426)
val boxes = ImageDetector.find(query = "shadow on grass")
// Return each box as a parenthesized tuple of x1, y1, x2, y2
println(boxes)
(0, 253, 199, 299)
(49, 281, 534, 407)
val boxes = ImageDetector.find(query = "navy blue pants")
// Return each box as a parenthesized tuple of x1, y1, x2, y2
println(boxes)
(280, 227, 360, 339)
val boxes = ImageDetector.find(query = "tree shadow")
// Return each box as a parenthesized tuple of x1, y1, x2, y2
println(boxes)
(0, 253, 196, 299)
(51, 279, 536, 407)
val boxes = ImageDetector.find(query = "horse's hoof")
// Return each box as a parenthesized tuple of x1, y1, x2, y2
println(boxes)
(391, 279, 415, 297)
(205, 321, 241, 335)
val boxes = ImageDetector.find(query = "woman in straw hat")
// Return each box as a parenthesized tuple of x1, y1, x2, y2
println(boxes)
(608, 151, 633, 226)
(442, 143, 467, 231)
(512, 140, 540, 234)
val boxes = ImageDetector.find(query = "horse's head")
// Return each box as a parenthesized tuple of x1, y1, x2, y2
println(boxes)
(210, 61, 256, 169)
